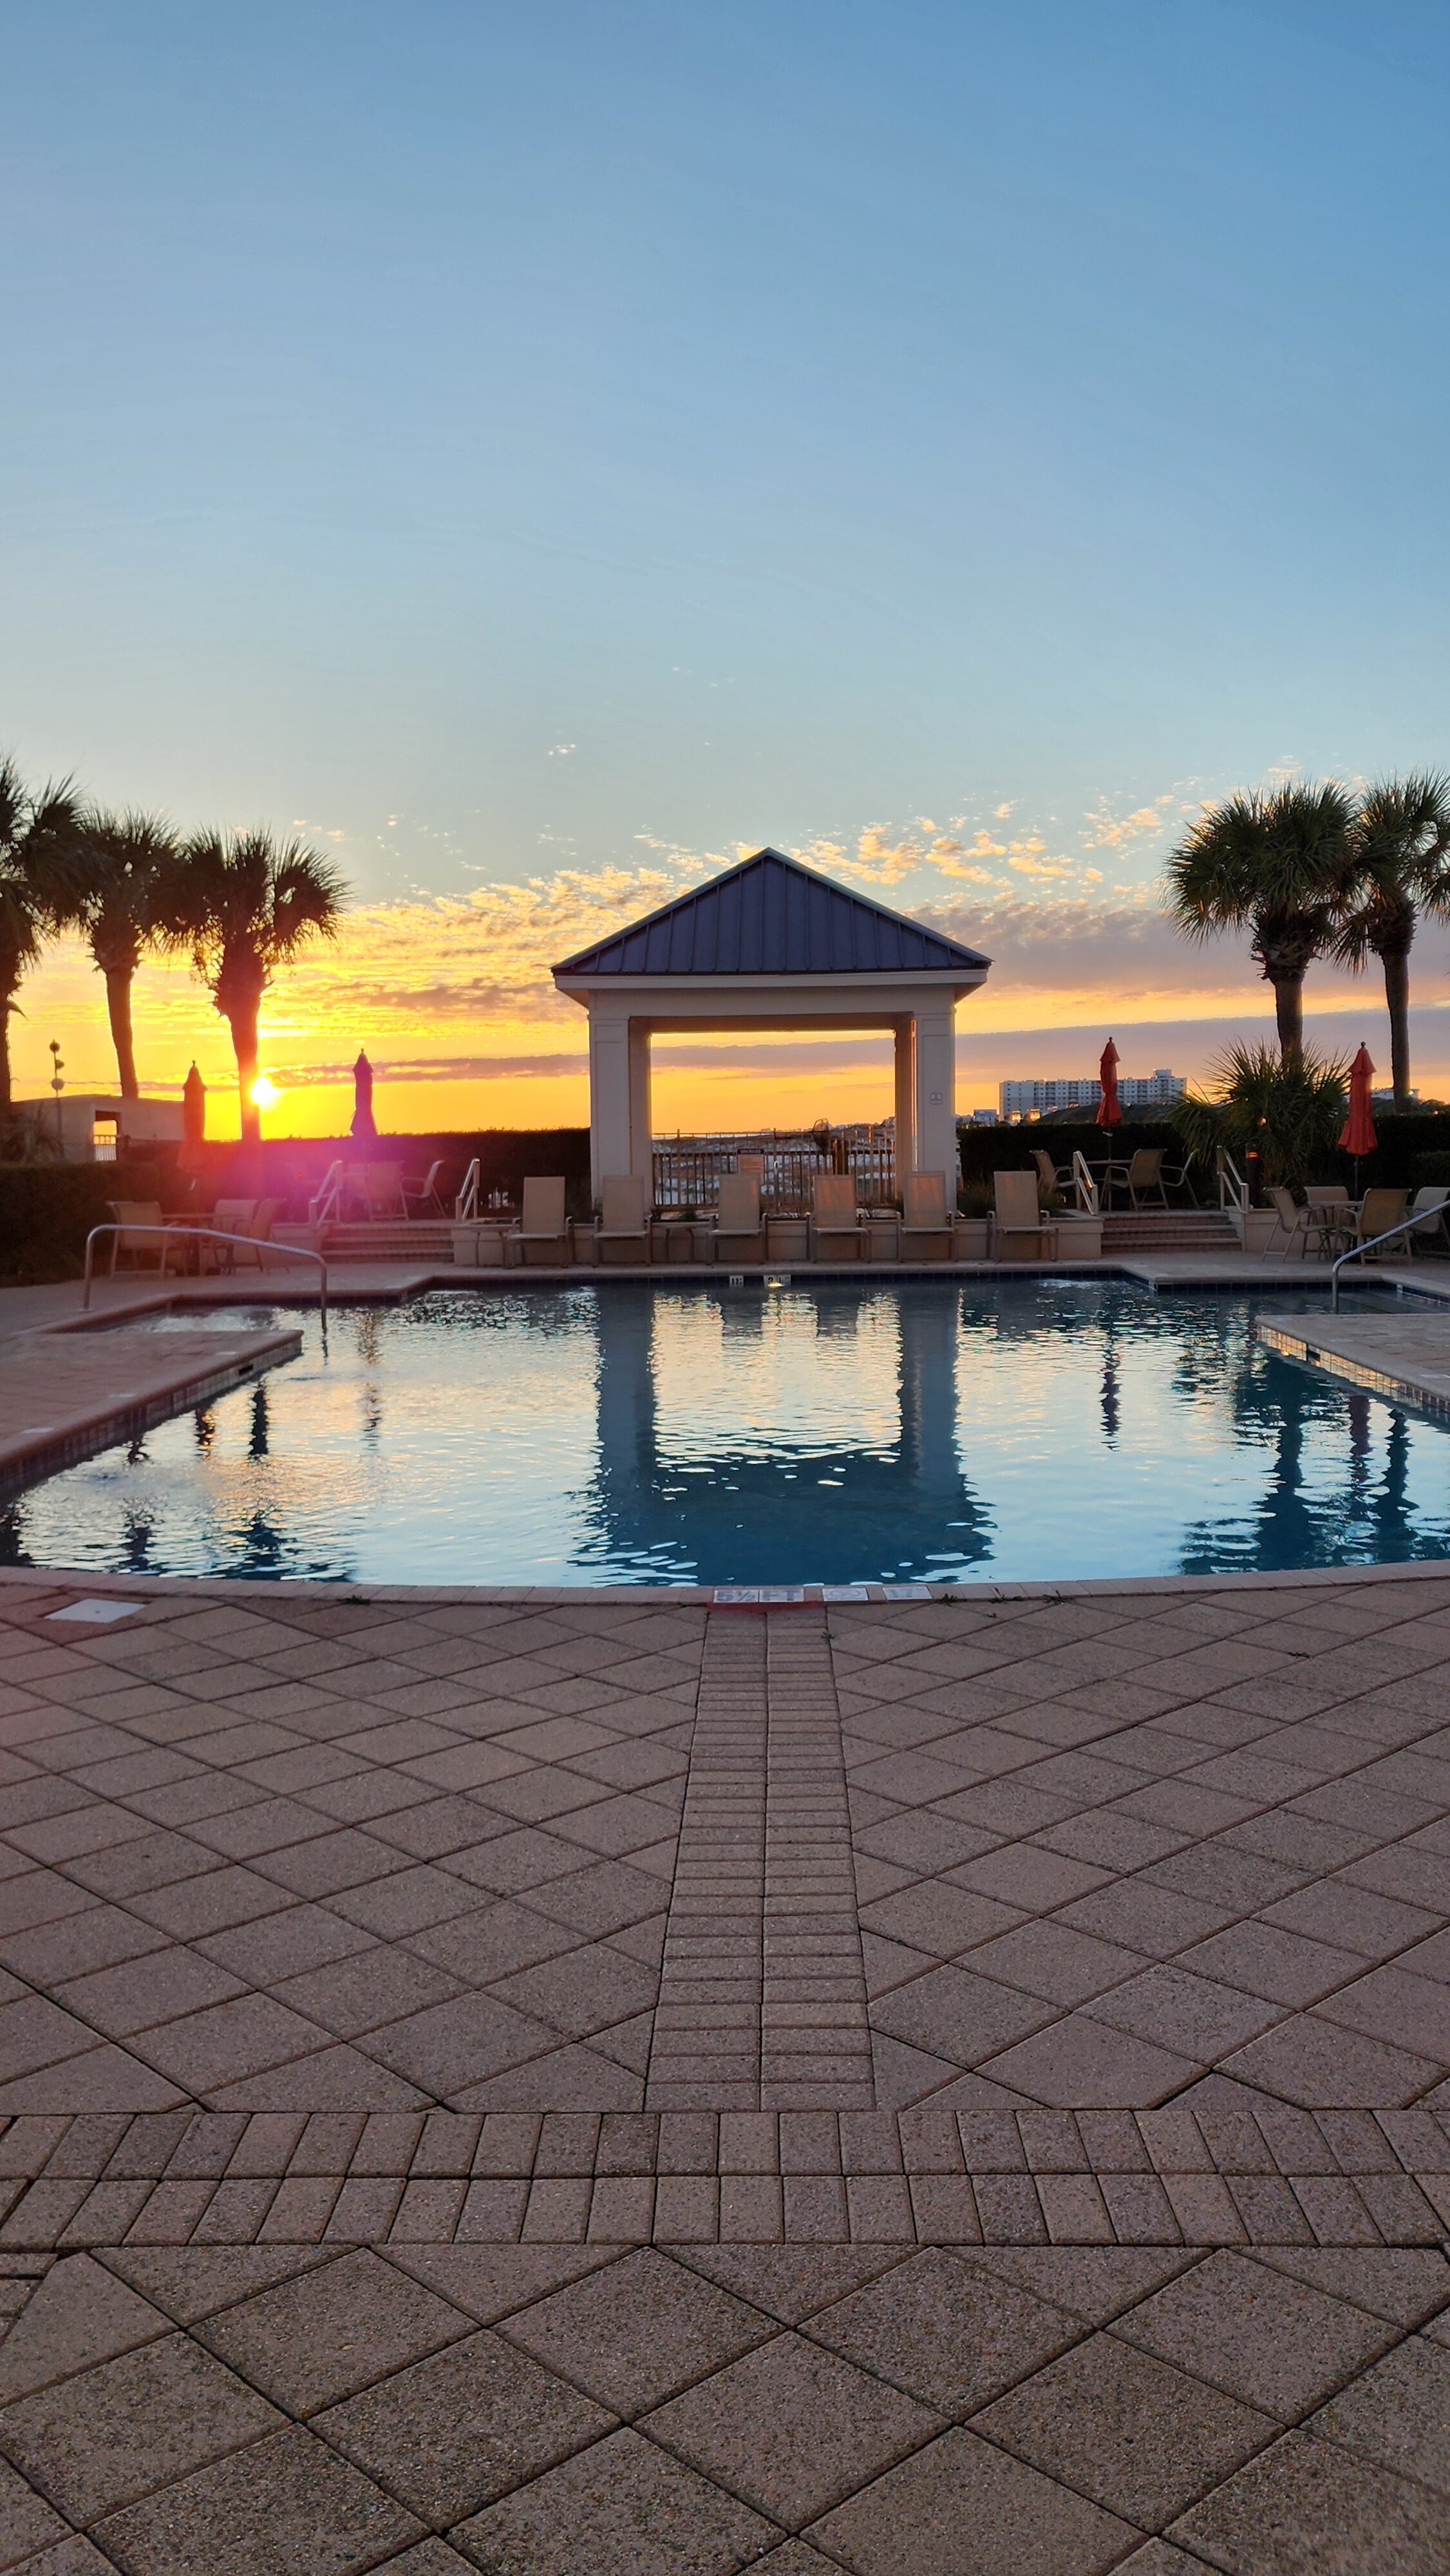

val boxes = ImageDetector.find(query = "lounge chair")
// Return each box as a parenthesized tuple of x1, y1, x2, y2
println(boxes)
(1408, 1187, 1450, 1253)
(1350, 1186, 1409, 1260)
(899, 1170, 954, 1260)
(712, 1170, 766, 1264)
(511, 1175, 570, 1265)
(1032, 1148, 1071, 1196)
(992, 1169, 1057, 1258)
(809, 1171, 862, 1260)
(596, 1174, 650, 1264)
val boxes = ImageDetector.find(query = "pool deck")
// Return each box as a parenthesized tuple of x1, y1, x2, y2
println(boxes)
(5, 1269, 1450, 2566)
(1260, 1309, 1450, 1421)
(0, 1551, 1449, 2563)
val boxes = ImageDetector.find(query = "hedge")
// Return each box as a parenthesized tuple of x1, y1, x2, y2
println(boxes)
(0, 1160, 190, 1283)
(179, 1128, 594, 1220)
(961, 1111, 1450, 1206)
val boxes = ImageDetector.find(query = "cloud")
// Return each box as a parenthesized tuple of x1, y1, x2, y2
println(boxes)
(1080, 793, 1177, 850)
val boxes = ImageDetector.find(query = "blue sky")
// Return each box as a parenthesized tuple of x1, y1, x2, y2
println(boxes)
(7, 1, 1450, 1119)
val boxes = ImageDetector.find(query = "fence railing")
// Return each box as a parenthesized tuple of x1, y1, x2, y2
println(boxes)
(651, 1130, 897, 1213)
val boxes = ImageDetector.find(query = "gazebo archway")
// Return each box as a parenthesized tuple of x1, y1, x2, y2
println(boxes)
(552, 848, 991, 1201)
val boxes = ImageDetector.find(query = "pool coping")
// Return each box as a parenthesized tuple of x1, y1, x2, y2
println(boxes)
(5, 1553, 1450, 1611)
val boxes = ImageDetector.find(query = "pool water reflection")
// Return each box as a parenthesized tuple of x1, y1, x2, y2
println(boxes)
(3, 1280, 1448, 1587)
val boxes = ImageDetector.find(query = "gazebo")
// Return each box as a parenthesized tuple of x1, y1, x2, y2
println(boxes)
(552, 846, 991, 1200)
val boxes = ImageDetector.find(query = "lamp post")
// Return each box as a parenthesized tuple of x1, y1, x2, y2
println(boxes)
(48, 1041, 64, 1155)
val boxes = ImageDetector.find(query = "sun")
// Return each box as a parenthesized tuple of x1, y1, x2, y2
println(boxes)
(249, 1075, 282, 1110)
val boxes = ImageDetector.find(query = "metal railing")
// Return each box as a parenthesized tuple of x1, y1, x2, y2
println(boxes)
(1070, 1150, 1099, 1215)
(652, 1128, 897, 1213)
(1218, 1150, 1249, 1218)
(82, 1226, 328, 1328)
(455, 1159, 480, 1222)
(1330, 1210, 1432, 1310)
(308, 1159, 345, 1225)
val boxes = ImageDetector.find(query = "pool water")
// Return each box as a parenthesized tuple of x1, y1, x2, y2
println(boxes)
(3, 1280, 1448, 1587)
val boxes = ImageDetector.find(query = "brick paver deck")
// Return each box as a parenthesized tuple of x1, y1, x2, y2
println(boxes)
(2, 1562, 1450, 2567)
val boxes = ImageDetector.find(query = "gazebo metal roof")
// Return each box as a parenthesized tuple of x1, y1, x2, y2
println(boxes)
(553, 847, 990, 980)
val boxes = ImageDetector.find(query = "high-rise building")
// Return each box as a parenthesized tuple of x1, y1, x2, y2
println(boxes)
(999, 1068, 1185, 1118)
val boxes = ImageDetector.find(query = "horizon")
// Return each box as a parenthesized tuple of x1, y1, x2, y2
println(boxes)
(7, 1, 1450, 1130)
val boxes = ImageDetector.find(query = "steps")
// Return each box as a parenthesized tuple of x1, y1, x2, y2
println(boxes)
(274, 1220, 458, 1262)
(1100, 1210, 1239, 1253)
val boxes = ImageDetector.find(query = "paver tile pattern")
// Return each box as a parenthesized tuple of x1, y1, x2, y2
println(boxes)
(4, 1567, 1450, 2563)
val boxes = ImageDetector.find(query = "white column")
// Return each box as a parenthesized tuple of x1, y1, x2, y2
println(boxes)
(892, 1018, 916, 1182)
(627, 1019, 653, 1182)
(913, 999, 957, 1191)
(588, 1005, 632, 1205)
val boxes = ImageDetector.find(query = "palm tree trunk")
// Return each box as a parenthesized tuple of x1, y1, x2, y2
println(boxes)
(1380, 942, 1413, 1109)
(104, 967, 139, 1100)
(1274, 977, 1304, 1063)
(0, 990, 13, 1115)
(227, 1008, 261, 1144)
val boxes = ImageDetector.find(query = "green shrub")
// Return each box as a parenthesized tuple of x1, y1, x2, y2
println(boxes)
(0, 1161, 189, 1283)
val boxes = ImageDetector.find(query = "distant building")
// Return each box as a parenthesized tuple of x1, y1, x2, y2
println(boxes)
(999, 1067, 1185, 1119)
(1371, 1087, 1417, 1108)
(965, 1108, 999, 1125)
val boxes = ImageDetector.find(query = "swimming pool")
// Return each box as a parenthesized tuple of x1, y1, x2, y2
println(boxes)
(3, 1280, 1448, 1587)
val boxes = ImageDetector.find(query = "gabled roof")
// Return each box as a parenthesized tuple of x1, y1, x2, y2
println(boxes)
(552, 848, 990, 978)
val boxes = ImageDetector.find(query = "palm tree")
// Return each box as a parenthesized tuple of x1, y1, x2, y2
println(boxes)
(1171, 1040, 1348, 1195)
(57, 811, 178, 1099)
(0, 758, 84, 1116)
(155, 828, 346, 1142)
(1165, 781, 1355, 1062)
(1331, 773, 1450, 1112)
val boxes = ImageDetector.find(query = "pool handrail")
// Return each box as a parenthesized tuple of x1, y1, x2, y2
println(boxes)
(82, 1225, 328, 1328)
(309, 1159, 345, 1225)
(1330, 1209, 1426, 1309)
(1070, 1151, 1099, 1216)
(455, 1158, 480, 1222)
(1218, 1150, 1249, 1217)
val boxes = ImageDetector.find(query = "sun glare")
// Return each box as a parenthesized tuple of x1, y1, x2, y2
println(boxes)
(249, 1075, 282, 1110)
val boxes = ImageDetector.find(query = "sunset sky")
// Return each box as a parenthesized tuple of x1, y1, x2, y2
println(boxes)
(8, 3, 1450, 1136)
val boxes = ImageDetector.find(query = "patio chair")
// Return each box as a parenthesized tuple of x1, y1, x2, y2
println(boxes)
(809, 1171, 862, 1260)
(1408, 1186, 1450, 1254)
(227, 1198, 281, 1269)
(511, 1175, 570, 1265)
(1351, 1186, 1409, 1260)
(1304, 1184, 1355, 1254)
(1031, 1148, 1071, 1197)
(402, 1159, 447, 1218)
(1100, 1145, 1170, 1209)
(596, 1174, 650, 1264)
(992, 1169, 1057, 1258)
(899, 1170, 954, 1260)
(712, 1170, 766, 1263)
(1264, 1186, 1320, 1259)
(188, 1197, 259, 1274)
(344, 1162, 406, 1219)
(106, 1200, 167, 1273)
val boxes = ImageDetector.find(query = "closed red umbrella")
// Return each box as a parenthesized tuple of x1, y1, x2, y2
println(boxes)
(1339, 1045, 1377, 1159)
(1096, 1038, 1122, 1128)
